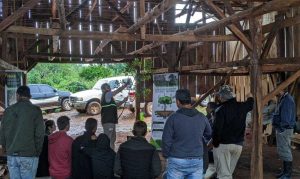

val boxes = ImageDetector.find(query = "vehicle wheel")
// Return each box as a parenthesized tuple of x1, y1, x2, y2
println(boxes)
(87, 101, 101, 115)
(145, 102, 153, 117)
(61, 98, 72, 111)
(76, 109, 86, 113)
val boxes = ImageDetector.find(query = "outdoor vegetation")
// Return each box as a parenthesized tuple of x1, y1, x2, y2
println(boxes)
(27, 60, 153, 93)
(27, 63, 130, 92)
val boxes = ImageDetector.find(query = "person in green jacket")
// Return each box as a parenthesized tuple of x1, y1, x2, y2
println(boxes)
(0, 86, 45, 179)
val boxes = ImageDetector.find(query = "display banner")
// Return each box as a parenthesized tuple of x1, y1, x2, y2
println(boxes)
(5, 72, 23, 107)
(151, 73, 179, 149)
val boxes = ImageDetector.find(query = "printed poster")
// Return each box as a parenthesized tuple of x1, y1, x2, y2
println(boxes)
(5, 72, 23, 107)
(151, 73, 179, 149)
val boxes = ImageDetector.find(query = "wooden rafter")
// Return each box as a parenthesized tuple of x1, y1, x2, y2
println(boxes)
(94, 26, 127, 55)
(204, 0, 253, 51)
(5, 26, 238, 42)
(56, 0, 67, 30)
(26, 53, 159, 60)
(112, 2, 134, 21)
(262, 69, 300, 105)
(104, 0, 133, 27)
(128, 14, 300, 55)
(127, 0, 179, 33)
(194, 0, 300, 35)
(0, 0, 40, 32)
(150, 57, 300, 74)
(85, 0, 98, 20)
(261, 14, 284, 59)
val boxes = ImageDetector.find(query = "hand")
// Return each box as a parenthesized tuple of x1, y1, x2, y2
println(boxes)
(123, 96, 129, 102)
(207, 139, 214, 150)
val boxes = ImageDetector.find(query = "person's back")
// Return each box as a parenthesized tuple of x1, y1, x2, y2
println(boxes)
(214, 97, 253, 145)
(1, 100, 44, 156)
(114, 121, 161, 179)
(37, 120, 56, 177)
(0, 86, 44, 179)
(49, 116, 73, 179)
(163, 108, 211, 158)
(83, 133, 115, 179)
(162, 89, 212, 179)
(72, 118, 98, 179)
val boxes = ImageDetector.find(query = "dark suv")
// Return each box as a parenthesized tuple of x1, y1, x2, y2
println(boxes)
(29, 84, 72, 111)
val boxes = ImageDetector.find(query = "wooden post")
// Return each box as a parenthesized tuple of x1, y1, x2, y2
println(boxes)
(135, 61, 141, 121)
(249, 13, 264, 179)
(140, 0, 146, 40)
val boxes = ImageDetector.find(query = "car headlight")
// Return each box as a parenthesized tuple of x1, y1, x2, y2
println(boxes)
(77, 97, 84, 101)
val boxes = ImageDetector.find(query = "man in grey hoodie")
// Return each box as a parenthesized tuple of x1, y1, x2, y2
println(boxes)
(162, 89, 212, 179)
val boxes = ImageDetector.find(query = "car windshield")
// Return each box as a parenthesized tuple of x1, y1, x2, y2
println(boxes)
(93, 77, 134, 90)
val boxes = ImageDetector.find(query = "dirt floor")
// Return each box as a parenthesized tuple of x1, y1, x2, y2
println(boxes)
(44, 110, 300, 179)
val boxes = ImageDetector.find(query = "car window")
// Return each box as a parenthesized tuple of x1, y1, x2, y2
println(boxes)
(108, 80, 120, 89)
(29, 85, 40, 94)
(121, 78, 134, 90)
(39, 85, 54, 93)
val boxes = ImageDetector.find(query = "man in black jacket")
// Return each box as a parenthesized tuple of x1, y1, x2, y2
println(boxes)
(114, 121, 161, 179)
(72, 118, 98, 179)
(210, 85, 253, 179)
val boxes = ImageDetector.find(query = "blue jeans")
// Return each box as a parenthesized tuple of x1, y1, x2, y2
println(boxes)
(166, 157, 203, 179)
(7, 156, 39, 179)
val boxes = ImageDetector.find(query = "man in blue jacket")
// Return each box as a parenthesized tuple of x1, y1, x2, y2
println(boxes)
(273, 88, 296, 179)
(162, 89, 212, 178)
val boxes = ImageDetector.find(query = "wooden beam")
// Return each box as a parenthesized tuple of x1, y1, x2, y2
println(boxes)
(28, 58, 132, 64)
(104, 0, 133, 26)
(261, 14, 284, 59)
(0, 58, 21, 70)
(249, 14, 263, 179)
(5, 26, 239, 42)
(140, 0, 146, 40)
(26, 53, 158, 60)
(94, 26, 127, 55)
(192, 70, 233, 108)
(194, 0, 300, 35)
(129, 15, 300, 54)
(204, 0, 253, 51)
(262, 69, 300, 105)
(85, 0, 97, 20)
(127, 0, 179, 33)
(0, 0, 40, 32)
(56, 0, 67, 30)
(112, 2, 134, 21)
(150, 57, 300, 74)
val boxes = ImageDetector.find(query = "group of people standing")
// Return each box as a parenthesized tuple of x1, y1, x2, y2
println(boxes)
(0, 85, 161, 179)
(162, 86, 254, 179)
(162, 84, 296, 179)
(0, 80, 296, 179)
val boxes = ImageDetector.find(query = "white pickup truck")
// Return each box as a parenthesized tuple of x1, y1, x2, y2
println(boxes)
(69, 76, 135, 115)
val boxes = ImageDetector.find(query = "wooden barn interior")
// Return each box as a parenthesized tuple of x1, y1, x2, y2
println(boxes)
(0, 0, 300, 178)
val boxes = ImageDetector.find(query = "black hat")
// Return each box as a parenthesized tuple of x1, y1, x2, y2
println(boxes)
(16, 86, 31, 98)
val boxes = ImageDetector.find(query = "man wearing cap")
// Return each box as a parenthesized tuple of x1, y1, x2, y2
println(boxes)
(100, 81, 129, 150)
(49, 116, 73, 179)
(210, 85, 253, 179)
(162, 89, 212, 178)
(273, 88, 296, 179)
(0, 86, 45, 178)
